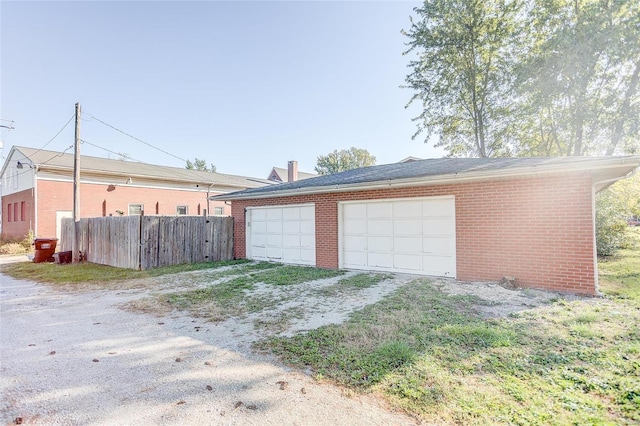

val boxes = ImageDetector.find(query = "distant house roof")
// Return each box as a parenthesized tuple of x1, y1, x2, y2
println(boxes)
(214, 156, 640, 201)
(2, 146, 272, 191)
(267, 166, 317, 182)
(398, 156, 423, 163)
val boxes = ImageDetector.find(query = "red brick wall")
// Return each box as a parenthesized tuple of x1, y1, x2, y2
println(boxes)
(33, 180, 230, 238)
(231, 172, 597, 295)
(1, 189, 35, 239)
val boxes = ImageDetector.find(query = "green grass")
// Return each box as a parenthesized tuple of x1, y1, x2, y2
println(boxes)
(0, 259, 251, 284)
(257, 238, 640, 424)
(315, 273, 393, 297)
(162, 264, 345, 320)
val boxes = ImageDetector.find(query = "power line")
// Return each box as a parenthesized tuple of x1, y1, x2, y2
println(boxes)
(87, 114, 189, 164)
(30, 114, 75, 156)
(80, 139, 143, 163)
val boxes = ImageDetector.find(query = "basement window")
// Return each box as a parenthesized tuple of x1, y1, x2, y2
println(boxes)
(128, 204, 144, 216)
(176, 205, 188, 215)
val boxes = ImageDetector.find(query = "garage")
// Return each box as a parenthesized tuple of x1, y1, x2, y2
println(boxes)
(246, 204, 315, 266)
(339, 196, 456, 277)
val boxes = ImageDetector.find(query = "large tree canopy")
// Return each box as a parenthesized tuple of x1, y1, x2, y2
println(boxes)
(315, 147, 376, 175)
(404, 0, 640, 158)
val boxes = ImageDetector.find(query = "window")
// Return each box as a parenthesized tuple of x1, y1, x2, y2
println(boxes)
(128, 204, 143, 216)
(12, 170, 18, 190)
(214, 207, 224, 216)
(14, 203, 18, 222)
(176, 205, 188, 215)
(20, 202, 25, 221)
(7, 204, 11, 222)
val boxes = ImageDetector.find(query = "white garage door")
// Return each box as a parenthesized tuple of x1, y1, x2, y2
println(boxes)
(246, 204, 316, 266)
(340, 196, 456, 277)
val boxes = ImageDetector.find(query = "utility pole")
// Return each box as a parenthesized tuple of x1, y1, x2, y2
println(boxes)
(72, 103, 81, 263)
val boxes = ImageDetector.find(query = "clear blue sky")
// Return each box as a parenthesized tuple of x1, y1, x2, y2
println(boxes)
(1, 1, 443, 178)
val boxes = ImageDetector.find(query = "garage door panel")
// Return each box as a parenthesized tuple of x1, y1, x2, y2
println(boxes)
(394, 254, 421, 270)
(300, 220, 315, 234)
(368, 202, 392, 218)
(282, 235, 300, 247)
(248, 205, 316, 266)
(266, 247, 282, 259)
(267, 222, 282, 233)
(423, 237, 455, 254)
(393, 201, 422, 218)
(282, 248, 300, 262)
(368, 236, 393, 252)
(394, 237, 421, 252)
(282, 208, 300, 220)
(300, 249, 315, 262)
(300, 235, 315, 248)
(341, 197, 455, 278)
(423, 199, 454, 215)
(343, 203, 366, 218)
(267, 209, 282, 220)
(300, 206, 315, 219)
(267, 234, 282, 247)
(368, 252, 393, 268)
(282, 221, 300, 234)
(367, 219, 392, 235)
(394, 219, 422, 235)
(344, 219, 366, 234)
(344, 235, 365, 251)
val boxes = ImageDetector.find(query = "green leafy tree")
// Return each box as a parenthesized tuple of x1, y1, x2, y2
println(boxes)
(403, 0, 521, 157)
(315, 147, 376, 175)
(186, 158, 217, 173)
(596, 174, 640, 256)
(515, 0, 640, 157)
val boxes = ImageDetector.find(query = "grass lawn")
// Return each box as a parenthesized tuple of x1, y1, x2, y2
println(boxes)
(0, 259, 252, 284)
(258, 228, 640, 425)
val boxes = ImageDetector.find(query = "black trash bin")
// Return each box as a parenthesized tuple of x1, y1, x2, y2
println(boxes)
(33, 238, 58, 263)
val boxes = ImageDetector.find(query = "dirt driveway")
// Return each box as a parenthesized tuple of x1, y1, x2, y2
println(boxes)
(0, 262, 573, 425)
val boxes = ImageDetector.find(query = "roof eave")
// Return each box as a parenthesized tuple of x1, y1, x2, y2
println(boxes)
(211, 157, 640, 201)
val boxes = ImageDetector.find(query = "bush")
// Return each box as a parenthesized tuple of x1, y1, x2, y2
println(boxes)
(0, 230, 35, 255)
(596, 174, 640, 256)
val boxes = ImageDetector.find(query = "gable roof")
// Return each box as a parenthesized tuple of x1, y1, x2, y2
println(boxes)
(267, 166, 317, 182)
(3, 146, 272, 190)
(213, 156, 640, 201)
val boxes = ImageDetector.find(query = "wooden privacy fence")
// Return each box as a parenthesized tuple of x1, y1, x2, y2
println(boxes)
(60, 216, 234, 270)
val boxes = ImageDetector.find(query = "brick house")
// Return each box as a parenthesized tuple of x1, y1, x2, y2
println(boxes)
(0, 146, 271, 240)
(213, 156, 640, 295)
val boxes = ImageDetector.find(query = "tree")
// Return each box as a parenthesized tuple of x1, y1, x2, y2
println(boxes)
(514, 0, 640, 157)
(403, 0, 521, 157)
(595, 174, 640, 256)
(314, 147, 376, 175)
(185, 158, 216, 173)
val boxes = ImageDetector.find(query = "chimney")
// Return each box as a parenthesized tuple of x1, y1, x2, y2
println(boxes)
(287, 160, 298, 182)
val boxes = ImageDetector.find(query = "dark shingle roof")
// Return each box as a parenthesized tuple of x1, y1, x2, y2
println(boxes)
(213, 156, 640, 200)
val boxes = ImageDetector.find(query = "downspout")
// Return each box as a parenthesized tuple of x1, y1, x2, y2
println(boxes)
(206, 183, 214, 216)
(33, 165, 38, 237)
(591, 168, 639, 295)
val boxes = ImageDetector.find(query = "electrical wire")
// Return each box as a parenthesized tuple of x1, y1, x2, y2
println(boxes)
(88, 114, 189, 164)
(29, 114, 75, 157)
(80, 139, 143, 163)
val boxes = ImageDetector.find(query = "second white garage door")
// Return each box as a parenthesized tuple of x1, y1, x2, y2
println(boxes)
(339, 196, 456, 277)
(246, 204, 316, 266)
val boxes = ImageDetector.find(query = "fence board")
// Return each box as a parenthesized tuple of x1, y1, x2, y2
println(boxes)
(61, 216, 233, 270)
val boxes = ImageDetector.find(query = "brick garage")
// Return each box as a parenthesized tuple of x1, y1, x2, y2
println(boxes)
(215, 157, 640, 295)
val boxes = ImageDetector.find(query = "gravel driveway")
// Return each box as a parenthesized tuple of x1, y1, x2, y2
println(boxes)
(0, 259, 570, 425)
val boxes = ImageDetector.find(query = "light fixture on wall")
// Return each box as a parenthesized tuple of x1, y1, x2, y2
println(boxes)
(16, 161, 34, 169)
